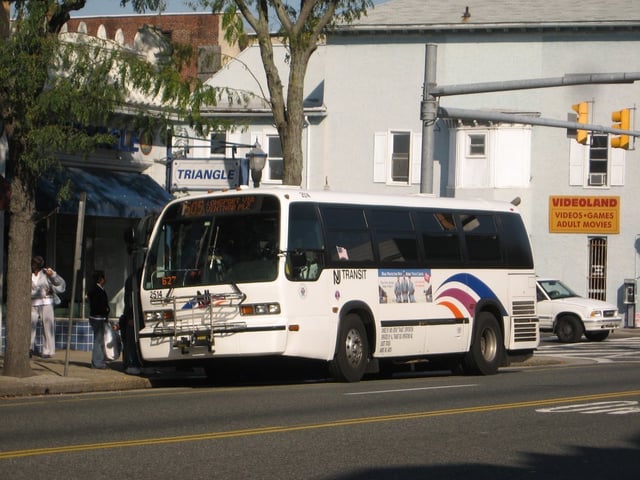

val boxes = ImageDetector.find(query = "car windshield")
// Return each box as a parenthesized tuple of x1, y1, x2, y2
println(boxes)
(538, 279, 579, 300)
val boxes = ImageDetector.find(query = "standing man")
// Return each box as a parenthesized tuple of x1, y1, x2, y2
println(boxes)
(119, 269, 143, 375)
(31, 255, 66, 358)
(87, 270, 110, 369)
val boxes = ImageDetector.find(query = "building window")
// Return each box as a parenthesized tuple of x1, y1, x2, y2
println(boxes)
(373, 131, 421, 185)
(468, 133, 487, 156)
(588, 134, 608, 186)
(588, 237, 607, 301)
(266, 135, 283, 182)
(391, 132, 410, 183)
(210, 131, 226, 156)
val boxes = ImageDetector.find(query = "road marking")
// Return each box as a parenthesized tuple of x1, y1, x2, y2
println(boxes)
(1, 389, 639, 460)
(537, 401, 640, 415)
(344, 384, 477, 395)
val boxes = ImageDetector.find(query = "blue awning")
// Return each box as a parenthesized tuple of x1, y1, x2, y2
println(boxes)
(37, 167, 173, 218)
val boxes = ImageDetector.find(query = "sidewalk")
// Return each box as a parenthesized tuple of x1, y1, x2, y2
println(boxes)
(1, 328, 638, 398)
(0, 349, 151, 398)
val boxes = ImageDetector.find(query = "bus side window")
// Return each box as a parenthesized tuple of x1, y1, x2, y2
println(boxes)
(459, 214, 501, 264)
(368, 209, 418, 264)
(287, 203, 324, 281)
(414, 211, 462, 264)
(321, 207, 374, 263)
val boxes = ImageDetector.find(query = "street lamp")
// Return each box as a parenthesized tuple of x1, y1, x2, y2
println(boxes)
(246, 141, 268, 188)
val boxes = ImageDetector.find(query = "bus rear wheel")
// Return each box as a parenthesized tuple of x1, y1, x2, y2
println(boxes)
(329, 314, 369, 382)
(461, 312, 503, 375)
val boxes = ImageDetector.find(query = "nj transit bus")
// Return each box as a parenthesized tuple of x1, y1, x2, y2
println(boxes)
(136, 188, 538, 382)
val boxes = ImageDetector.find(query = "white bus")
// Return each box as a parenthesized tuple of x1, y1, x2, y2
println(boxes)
(135, 188, 538, 382)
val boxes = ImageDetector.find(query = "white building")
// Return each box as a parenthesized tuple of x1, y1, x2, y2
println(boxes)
(193, 0, 640, 321)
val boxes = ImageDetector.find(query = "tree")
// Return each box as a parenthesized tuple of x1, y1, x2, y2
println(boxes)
(0, 0, 220, 377)
(199, 0, 372, 185)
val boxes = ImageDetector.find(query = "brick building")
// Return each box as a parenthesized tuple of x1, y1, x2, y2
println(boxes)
(64, 12, 239, 81)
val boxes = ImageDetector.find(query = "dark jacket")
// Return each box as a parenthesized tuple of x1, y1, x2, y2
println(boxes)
(88, 284, 110, 318)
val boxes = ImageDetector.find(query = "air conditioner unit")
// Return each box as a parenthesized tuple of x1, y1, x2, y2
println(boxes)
(588, 173, 606, 186)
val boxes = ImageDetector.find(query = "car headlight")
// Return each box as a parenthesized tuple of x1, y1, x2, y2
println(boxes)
(589, 310, 603, 318)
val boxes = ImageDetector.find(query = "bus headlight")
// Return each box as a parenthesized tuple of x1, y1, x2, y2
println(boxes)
(144, 310, 174, 323)
(240, 303, 281, 316)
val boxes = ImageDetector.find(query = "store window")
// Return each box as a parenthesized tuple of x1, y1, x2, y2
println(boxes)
(588, 237, 607, 301)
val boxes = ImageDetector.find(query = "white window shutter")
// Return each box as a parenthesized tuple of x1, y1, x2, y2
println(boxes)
(569, 141, 586, 186)
(411, 133, 422, 184)
(373, 132, 388, 183)
(609, 148, 625, 186)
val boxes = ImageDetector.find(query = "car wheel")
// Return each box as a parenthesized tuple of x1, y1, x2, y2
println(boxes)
(555, 315, 583, 343)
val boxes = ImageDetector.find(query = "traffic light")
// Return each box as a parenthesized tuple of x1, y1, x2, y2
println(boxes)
(611, 108, 631, 149)
(572, 102, 589, 145)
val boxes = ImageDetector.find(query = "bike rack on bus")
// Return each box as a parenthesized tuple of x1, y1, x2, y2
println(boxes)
(150, 287, 246, 354)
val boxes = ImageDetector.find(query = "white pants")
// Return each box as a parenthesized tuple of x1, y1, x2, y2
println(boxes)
(31, 304, 56, 356)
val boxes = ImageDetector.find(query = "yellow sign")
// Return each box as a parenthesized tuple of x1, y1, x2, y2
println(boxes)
(549, 196, 620, 234)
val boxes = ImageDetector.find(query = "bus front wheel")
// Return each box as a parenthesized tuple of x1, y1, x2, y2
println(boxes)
(461, 312, 503, 375)
(329, 314, 369, 382)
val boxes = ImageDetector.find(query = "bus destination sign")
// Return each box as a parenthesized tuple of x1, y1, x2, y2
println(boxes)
(180, 195, 258, 218)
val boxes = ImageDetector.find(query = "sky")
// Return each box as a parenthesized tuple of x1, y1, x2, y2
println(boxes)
(71, 0, 387, 17)
(71, 0, 203, 17)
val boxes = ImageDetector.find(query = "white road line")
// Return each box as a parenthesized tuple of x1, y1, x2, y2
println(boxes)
(345, 384, 477, 396)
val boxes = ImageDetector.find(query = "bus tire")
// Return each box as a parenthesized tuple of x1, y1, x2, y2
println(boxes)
(461, 312, 503, 375)
(329, 314, 369, 382)
(555, 315, 583, 343)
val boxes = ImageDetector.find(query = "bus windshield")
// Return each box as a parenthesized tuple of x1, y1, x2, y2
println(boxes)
(143, 194, 280, 289)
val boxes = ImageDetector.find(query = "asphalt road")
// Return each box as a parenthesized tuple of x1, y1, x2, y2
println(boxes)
(1, 349, 639, 480)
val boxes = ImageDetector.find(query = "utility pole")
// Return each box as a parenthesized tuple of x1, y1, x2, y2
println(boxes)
(420, 43, 640, 195)
(420, 44, 438, 194)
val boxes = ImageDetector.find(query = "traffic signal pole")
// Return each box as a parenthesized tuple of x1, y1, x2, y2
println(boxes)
(437, 106, 640, 139)
(420, 42, 640, 194)
(420, 44, 438, 194)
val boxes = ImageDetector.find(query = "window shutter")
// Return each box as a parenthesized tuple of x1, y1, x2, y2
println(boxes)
(569, 141, 586, 186)
(411, 133, 422, 184)
(373, 132, 388, 183)
(609, 148, 625, 186)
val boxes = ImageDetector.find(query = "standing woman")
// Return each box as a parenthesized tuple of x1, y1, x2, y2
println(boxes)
(31, 255, 66, 358)
(87, 270, 110, 369)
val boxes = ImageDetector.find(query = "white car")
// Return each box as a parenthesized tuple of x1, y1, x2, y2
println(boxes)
(536, 278, 623, 343)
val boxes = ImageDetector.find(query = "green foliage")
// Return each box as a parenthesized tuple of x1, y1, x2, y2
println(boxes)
(196, 0, 372, 45)
(1, 1, 233, 191)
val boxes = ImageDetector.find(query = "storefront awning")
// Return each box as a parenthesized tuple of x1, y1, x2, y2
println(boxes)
(37, 167, 173, 218)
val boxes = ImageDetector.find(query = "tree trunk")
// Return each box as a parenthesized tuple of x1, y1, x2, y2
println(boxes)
(0, 1, 10, 39)
(280, 53, 307, 186)
(2, 175, 35, 377)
